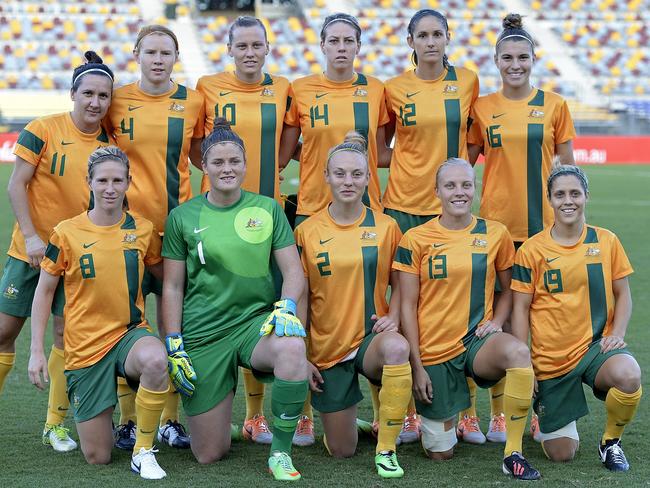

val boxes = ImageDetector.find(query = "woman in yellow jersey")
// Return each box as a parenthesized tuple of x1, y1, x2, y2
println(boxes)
(106, 24, 204, 450)
(282, 12, 391, 226)
(394, 158, 540, 480)
(194, 16, 307, 447)
(0, 51, 114, 452)
(511, 164, 641, 472)
(28, 146, 170, 480)
(295, 132, 411, 479)
(467, 13, 576, 442)
(383, 9, 479, 233)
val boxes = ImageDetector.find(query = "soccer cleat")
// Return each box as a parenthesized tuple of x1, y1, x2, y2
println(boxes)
(242, 414, 273, 444)
(398, 412, 421, 444)
(487, 413, 507, 443)
(356, 418, 374, 436)
(292, 415, 315, 446)
(456, 415, 486, 444)
(157, 420, 191, 449)
(131, 447, 166, 480)
(375, 450, 404, 479)
(530, 414, 542, 443)
(42, 423, 78, 452)
(502, 452, 541, 480)
(268, 451, 301, 481)
(114, 420, 137, 451)
(599, 438, 630, 472)
(231, 423, 243, 441)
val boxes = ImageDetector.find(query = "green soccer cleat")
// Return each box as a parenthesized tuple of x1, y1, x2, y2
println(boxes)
(268, 451, 301, 481)
(375, 450, 404, 479)
(356, 418, 374, 436)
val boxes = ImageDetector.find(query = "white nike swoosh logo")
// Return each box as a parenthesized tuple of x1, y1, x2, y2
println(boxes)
(193, 227, 209, 233)
(279, 413, 300, 421)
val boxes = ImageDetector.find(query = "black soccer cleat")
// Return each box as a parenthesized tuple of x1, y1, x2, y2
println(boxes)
(599, 438, 630, 472)
(502, 452, 541, 480)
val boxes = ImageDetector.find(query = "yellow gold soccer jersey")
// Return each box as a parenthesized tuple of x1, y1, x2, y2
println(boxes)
(285, 73, 390, 216)
(392, 216, 514, 365)
(511, 225, 633, 380)
(295, 207, 401, 370)
(468, 89, 575, 241)
(41, 211, 161, 370)
(196, 72, 290, 200)
(10, 112, 112, 261)
(383, 67, 479, 215)
(106, 82, 204, 232)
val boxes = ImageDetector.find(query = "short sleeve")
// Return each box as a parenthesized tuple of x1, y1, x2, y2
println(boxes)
(388, 218, 403, 261)
(284, 84, 300, 127)
(554, 99, 576, 145)
(495, 226, 515, 271)
(391, 230, 420, 275)
(511, 244, 536, 293)
(470, 72, 480, 106)
(610, 233, 634, 280)
(377, 84, 390, 127)
(13, 118, 47, 166)
(41, 228, 66, 276)
(192, 91, 206, 139)
(467, 106, 483, 147)
(144, 226, 163, 266)
(162, 209, 187, 261)
(294, 226, 309, 277)
(271, 200, 295, 250)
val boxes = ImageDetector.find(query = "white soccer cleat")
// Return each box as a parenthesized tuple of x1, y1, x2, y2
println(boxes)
(487, 413, 507, 443)
(131, 447, 167, 480)
(456, 415, 486, 444)
(42, 423, 78, 452)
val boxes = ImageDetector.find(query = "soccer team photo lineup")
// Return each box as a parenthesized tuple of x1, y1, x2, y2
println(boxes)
(0, 0, 648, 485)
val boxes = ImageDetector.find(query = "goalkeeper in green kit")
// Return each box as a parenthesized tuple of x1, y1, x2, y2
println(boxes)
(162, 118, 309, 481)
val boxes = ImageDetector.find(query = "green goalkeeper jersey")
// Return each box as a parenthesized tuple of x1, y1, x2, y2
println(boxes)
(163, 190, 294, 344)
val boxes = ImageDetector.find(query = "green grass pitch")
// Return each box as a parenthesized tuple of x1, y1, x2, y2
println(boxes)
(0, 163, 648, 487)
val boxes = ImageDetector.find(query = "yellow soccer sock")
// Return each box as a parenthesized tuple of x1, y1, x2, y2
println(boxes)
(602, 386, 642, 443)
(458, 377, 478, 420)
(45, 346, 69, 426)
(490, 378, 506, 416)
(377, 363, 412, 453)
(302, 391, 313, 420)
(503, 366, 534, 457)
(117, 376, 137, 425)
(134, 385, 168, 452)
(242, 367, 265, 420)
(0, 352, 15, 394)
(160, 388, 181, 426)
(369, 381, 380, 423)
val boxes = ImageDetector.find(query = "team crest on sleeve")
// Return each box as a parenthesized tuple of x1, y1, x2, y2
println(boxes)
(3, 283, 19, 300)
(585, 246, 601, 257)
(235, 207, 273, 244)
(353, 87, 368, 97)
(471, 237, 487, 248)
(261, 87, 274, 97)
(528, 109, 544, 118)
(443, 84, 458, 94)
(361, 231, 377, 241)
(123, 233, 137, 244)
(169, 102, 185, 112)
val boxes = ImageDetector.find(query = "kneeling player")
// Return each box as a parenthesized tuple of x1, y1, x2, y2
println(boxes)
(511, 164, 642, 471)
(28, 146, 169, 479)
(394, 159, 540, 480)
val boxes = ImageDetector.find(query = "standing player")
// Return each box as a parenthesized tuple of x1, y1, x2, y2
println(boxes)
(511, 165, 642, 472)
(467, 13, 576, 440)
(295, 132, 411, 479)
(162, 120, 309, 481)
(283, 12, 390, 226)
(106, 24, 204, 450)
(0, 52, 114, 452)
(394, 158, 540, 480)
(194, 16, 311, 446)
(28, 146, 170, 479)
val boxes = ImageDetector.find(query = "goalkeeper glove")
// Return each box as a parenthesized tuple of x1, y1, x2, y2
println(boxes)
(259, 298, 306, 337)
(165, 333, 197, 397)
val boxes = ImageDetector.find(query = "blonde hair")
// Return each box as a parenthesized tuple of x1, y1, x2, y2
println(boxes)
(134, 24, 179, 52)
(88, 146, 130, 179)
(435, 157, 475, 187)
(326, 131, 367, 168)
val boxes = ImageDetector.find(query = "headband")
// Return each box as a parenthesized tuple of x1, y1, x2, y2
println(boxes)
(322, 17, 360, 33)
(547, 166, 589, 196)
(72, 67, 114, 86)
(496, 33, 534, 47)
(203, 140, 245, 161)
(327, 146, 366, 165)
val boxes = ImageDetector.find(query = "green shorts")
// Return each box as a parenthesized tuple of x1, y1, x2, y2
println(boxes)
(182, 314, 272, 416)
(141, 268, 162, 296)
(65, 326, 154, 422)
(311, 334, 377, 414)
(417, 332, 498, 420)
(0, 256, 65, 317)
(534, 342, 631, 433)
(383, 208, 437, 234)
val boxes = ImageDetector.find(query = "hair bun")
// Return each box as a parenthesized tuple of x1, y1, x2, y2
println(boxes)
(84, 50, 104, 65)
(502, 13, 523, 30)
(343, 131, 367, 150)
(213, 117, 232, 131)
